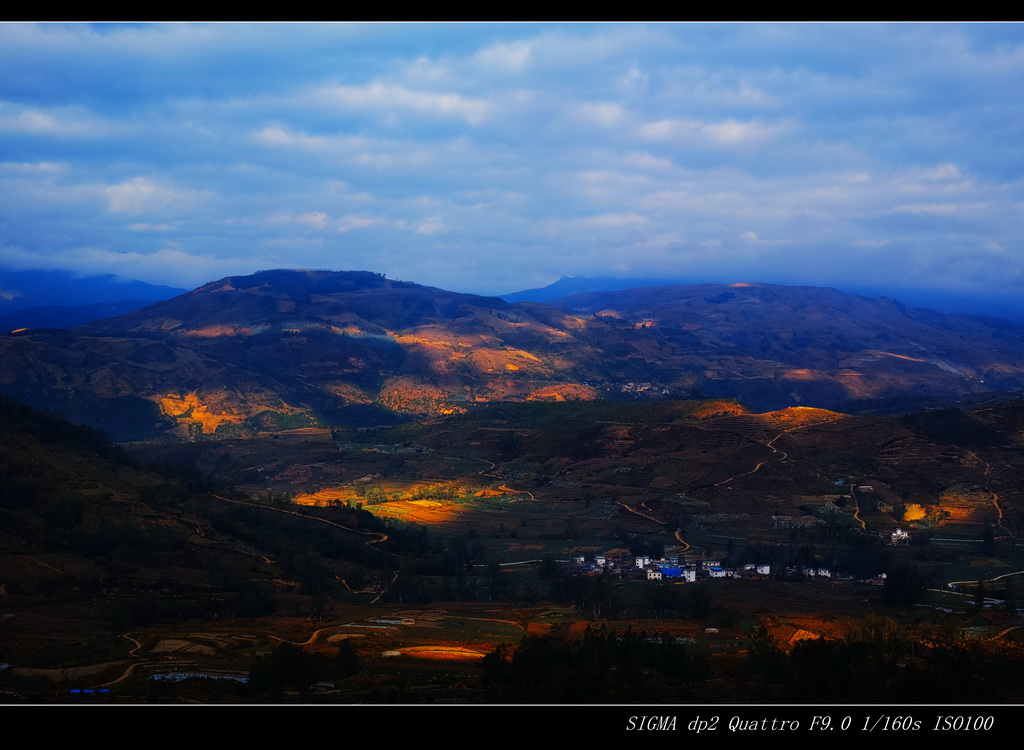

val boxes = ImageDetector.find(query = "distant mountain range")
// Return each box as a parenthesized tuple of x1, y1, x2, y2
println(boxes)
(3, 268, 1024, 441)
(504, 274, 1024, 323)
(500, 275, 687, 303)
(0, 268, 187, 331)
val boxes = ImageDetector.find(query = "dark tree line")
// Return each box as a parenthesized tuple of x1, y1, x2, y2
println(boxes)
(481, 626, 707, 702)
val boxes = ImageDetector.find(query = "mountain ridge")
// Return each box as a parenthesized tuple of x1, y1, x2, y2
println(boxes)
(4, 268, 1024, 441)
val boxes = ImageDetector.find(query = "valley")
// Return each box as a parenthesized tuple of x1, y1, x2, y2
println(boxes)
(4, 271, 1024, 703)
(5, 394, 1024, 703)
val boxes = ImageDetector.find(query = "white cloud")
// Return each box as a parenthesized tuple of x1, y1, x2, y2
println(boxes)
(0, 105, 91, 135)
(1, 23, 1023, 300)
(298, 211, 329, 229)
(314, 82, 492, 126)
(640, 117, 789, 147)
(5, 246, 275, 288)
(576, 102, 627, 127)
(336, 215, 380, 233)
(415, 217, 445, 235)
(0, 161, 65, 172)
(474, 40, 532, 72)
(584, 213, 648, 228)
(105, 177, 212, 216)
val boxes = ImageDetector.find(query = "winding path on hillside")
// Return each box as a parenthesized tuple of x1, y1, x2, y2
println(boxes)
(614, 499, 690, 553)
(206, 492, 403, 602)
(615, 498, 665, 526)
(673, 529, 691, 552)
(711, 414, 841, 488)
(964, 450, 1013, 538)
(462, 454, 535, 501)
(209, 492, 389, 544)
(850, 495, 866, 530)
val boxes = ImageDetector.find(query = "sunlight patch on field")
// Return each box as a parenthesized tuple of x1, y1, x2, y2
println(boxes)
(903, 503, 927, 522)
(387, 646, 486, 660)
(903, 486, 995, 529)
(932, 486, 994, 527)
(292, 487, 354, 506)
(366, 499, 471, 526)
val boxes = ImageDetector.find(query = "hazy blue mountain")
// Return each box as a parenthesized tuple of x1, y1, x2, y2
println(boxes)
(503, 275, 1024, 323)
(0, 268, 186, 318)
(500, 275, 687, 303)
(0, 299, 170, 333)
(834, 284, 1024, 324)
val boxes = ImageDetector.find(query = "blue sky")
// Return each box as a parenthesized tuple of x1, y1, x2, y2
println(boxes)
(2, 22, 1023, 297)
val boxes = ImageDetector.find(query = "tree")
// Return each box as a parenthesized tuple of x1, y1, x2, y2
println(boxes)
(746, 623, 787, 682)
(334, 639, 359, 678)
(248, 642, 323, 696)
(882, 563, 926, 607)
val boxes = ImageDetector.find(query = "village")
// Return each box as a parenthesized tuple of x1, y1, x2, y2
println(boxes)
(567, 539, 902, 587)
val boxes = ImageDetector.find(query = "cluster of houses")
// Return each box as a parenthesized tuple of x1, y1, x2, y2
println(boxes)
(569, 550, 888, 586)
(571, 551, 772, 583)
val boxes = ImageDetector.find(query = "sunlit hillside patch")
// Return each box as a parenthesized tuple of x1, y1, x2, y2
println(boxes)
(859, 351, 920, 363)
(466, 346, 550, 376)
(689, 399, 747, 419)
(294, 481, 491, 529)
(291, 487, 353, 506)
(524, 383, 599, 402)
(392, 329, 467, 351)
(931, 486, 996, 529)
(158, 390, 247, 433)
(709, 407, 845, 439)
(759, 406, 846, 427)
(527, 390, 565, 402)
(181, 324, 247, 338)
(781, 368, 818, 381)
(348, 483, 531, 530)
(892, 485, 996, 531)
(378, 376, 466, 416)
(834, 369, 878, 399)
(322, 381, 375, 404)
(903, 503, 928, 522)
(764, 614, 850, 650)
(986, 361, 1024, 376)
(364, 498, 473, 527)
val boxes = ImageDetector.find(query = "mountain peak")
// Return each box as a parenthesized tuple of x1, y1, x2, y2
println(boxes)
(192, 268, 394, 295)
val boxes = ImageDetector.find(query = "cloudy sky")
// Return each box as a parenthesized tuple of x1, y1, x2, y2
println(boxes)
(2, 22, 1023, 297)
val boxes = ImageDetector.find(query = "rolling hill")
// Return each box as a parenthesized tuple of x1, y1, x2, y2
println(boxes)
(2, 270, 1024, 440)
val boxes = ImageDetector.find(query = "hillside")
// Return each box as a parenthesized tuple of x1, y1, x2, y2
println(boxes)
(2, 270, 1024, 441)
(548, 282, 1024, 411)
